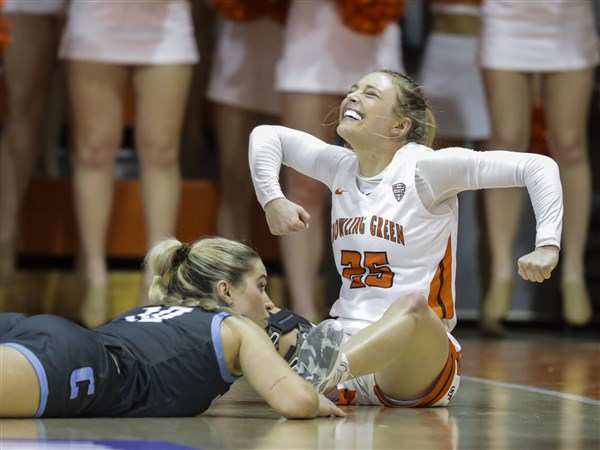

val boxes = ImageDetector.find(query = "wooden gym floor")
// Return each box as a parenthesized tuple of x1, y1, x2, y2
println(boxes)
(1, 273, 599, 450)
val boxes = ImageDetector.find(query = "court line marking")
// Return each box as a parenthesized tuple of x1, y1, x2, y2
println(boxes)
(462, 375, 600, 406)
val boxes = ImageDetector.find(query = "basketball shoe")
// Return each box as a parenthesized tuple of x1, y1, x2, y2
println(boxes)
(293, 319, 347, 394)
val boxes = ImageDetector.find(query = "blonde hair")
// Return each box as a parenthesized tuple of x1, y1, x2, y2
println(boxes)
(375, 69, 437, 147)
(145, 236, 262, 313)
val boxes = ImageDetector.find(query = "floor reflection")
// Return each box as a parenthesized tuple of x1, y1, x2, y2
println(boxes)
(1, 329, 598, 450)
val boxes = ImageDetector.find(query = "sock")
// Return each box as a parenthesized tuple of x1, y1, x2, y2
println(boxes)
(336, 352, 353, 384)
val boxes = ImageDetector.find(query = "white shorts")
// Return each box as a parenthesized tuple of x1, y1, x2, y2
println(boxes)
(418, 33, 490, 141)
(59, 0, 199, 65)
(276, 0, 404, 95)
(3, 0, 67, 15)
(479, 0, 599, 72)
(332, 318, 461, 407)
(206, 18, 282, 116)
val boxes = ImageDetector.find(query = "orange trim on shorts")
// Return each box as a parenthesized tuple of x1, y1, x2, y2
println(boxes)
(337, 388, 357, 406)
(428, 237, 455, 320)
(374, 338, 461, 408)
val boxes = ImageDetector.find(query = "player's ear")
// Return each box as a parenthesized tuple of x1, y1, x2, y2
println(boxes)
(392, 117, 411, 137)
(216, 280, 233, 305)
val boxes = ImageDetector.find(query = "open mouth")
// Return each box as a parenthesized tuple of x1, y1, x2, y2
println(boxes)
(343, 108, 364, 121)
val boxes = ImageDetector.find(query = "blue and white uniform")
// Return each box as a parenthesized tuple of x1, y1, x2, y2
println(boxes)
(0, 306, 238, 417)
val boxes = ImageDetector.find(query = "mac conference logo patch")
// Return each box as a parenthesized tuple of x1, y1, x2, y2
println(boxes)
(392, 182, 406, 202)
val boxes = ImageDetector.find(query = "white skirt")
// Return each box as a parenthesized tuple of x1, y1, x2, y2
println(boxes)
(479, 0, 599, 71)
(206, 18, 282, 116)
(59, 0, 199, 65)
(3, 0, 67, 15)
(276, 0, 404, 94)
(419, 33, 490, 141)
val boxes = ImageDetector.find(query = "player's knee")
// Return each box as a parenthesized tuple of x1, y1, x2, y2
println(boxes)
(388, 293, 428, 319)
(551, 140, 587, 167)
(74, 142, 117, 169)
(138, 145, 179, 170)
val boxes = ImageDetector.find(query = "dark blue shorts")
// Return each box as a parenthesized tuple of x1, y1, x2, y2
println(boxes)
(1, 313, 121, 417)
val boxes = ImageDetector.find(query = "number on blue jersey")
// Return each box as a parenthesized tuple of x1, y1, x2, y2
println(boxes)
(125, 306, 194, 323)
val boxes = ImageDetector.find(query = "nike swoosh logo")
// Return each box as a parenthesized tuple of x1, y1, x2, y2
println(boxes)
(335, 188, 347, 195)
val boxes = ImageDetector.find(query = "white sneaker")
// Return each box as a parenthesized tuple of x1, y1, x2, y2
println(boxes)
(293, 319, 345, 394)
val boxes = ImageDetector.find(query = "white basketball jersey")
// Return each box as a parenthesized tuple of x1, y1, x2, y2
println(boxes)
(329, 143, 458, 332)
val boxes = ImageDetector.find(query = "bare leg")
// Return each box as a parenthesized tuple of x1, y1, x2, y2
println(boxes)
(280, 93, 341, 322)
(179, 0, 215, 178)
(42, 62, 68, 179)
(343, 294, 449, 400)
(0, 346, 40, 417)
(543, 68, 595, 326)
(0, 14, 60, 284)
(214, 104, 278, 240)
(134, 64, 193, 303)
(68, 61, 127, 327)
(480, 70, 533, 333)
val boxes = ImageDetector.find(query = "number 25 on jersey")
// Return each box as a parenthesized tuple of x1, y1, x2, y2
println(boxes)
(341, 250, 394, 289)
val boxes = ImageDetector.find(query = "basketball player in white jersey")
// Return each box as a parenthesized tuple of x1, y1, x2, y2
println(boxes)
(249, 69, 563, 407)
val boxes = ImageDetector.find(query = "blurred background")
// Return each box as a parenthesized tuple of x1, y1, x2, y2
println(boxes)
(0, 0, 598, 331)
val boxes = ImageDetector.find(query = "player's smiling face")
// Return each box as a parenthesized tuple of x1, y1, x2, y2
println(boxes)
(337, 72, 401, 147)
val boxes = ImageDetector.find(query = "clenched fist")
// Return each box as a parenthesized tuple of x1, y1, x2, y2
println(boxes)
(264, 198, 311, 235)
(517, 245, 559, 283)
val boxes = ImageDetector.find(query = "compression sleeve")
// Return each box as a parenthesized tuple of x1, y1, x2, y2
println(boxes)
(249, 125, 350, 208)
(416, 147, 563, 249)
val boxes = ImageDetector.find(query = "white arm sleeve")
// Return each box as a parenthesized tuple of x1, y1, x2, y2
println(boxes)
(416, 147, 563, 249)
(249, 125, 349, 208)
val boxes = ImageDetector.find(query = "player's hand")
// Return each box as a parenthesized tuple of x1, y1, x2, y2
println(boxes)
(264, 198, 311, 235)
(317, 394, 346, 417)
(517, 245, 559, 283)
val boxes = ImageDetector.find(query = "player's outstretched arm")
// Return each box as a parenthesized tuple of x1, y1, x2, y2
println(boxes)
(221, 316, 344, 419)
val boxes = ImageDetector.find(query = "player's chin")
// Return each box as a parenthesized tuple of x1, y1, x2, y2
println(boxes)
(336, 124, 348, 141)
(336, 122, 359, 142)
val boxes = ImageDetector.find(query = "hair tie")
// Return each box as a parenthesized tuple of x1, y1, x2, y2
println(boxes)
(172, 243, 191, 268)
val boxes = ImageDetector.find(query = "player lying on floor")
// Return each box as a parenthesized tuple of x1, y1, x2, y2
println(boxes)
(0, 237, 345, 419)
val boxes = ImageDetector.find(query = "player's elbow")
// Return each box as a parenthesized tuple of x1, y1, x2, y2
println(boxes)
(250, 124, 272, 142)
(276, 385, 319, 419)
